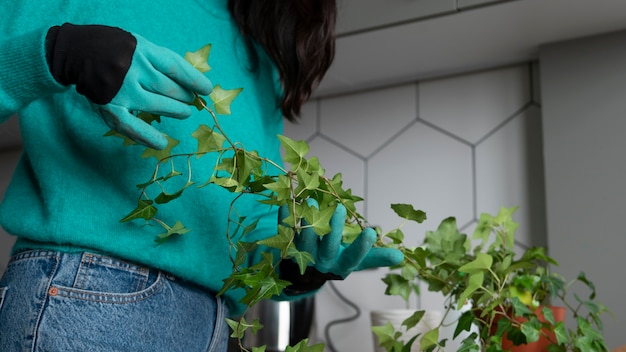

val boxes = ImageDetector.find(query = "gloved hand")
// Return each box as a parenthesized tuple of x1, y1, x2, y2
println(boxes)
(45, 23, 213, 149)
(279, 201, 404, 279)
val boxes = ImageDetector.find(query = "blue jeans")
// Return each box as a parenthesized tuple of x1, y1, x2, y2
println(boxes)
(0, 250, 229, 351)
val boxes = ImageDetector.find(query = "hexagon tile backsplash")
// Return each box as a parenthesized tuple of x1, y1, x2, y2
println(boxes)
(284, 62, 545, 352)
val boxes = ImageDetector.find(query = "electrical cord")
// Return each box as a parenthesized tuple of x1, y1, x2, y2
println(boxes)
(323, 281, 361, 352)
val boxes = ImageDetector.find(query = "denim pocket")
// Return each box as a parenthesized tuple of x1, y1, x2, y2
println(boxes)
(50, 253, 166, 304)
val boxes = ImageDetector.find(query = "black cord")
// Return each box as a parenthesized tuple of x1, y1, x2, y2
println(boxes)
(323, 281, 362, 352)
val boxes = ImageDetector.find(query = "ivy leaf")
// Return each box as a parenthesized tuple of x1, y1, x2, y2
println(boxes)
(459, 253, 493, 274)
(210, 175, 239, 189)
(192, 124, 226, 157)
(386, 228, 405, 244)
(252, 347, 267, 352)
(453, 311, 475, 339)
(420, 328, 439, 351)
(457, 334, 480, 352)
(235, 149, 263, 192)
(285, 339, 325, 352)
(302, 204, 335, 236)
(278, 135, 310, 168)
(190, 95, 208, 111)
(553, 321, 568, 345)
(155, 221, 191, 243)
(372, 322, 402, 351)
(520, 317, 542, 343)
(137, 111, 161, 124)
(287, 245, 315, 275)
(184, 44, 211, 73)
(258, 226, 293, 254)
(342, 222, 362, 244)
(154, 181, 195, 204)
(510, 296, 533, 317)
(264, 174, 293, 202)
(296, 169, 320, 191)
(403, 310, 425, 331)
(457, 271, 484, 310)
(382, 274, 412, 302)
(391, 204, 427, 223)
(120, 199, 157, 222)
(225, 317, 261, 339)
(103, 130, 136, 146)
(141, 135, 180, 161)
(209, 85, 243, 115)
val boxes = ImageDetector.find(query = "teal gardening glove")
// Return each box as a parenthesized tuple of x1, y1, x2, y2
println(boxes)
(279, 201, 404, 295)
(45, 23, 213, 150)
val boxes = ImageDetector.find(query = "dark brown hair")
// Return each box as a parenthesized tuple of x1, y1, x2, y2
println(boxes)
(228, 0, 337, 121)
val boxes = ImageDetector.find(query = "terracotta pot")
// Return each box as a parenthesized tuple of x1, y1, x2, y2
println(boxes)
(500, 306, 566, 352)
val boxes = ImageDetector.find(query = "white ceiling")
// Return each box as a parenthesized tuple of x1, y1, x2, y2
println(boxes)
(316, 0, 626, 97)
(3, 0, 626, 150)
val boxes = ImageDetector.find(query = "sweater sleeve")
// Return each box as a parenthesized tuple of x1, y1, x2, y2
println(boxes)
(0, 27, 68, 123)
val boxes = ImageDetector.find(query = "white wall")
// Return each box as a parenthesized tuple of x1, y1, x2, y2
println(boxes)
(0, 148, 20, 273)
(540, 29, 626, 349)
(285, 62, 546, 352)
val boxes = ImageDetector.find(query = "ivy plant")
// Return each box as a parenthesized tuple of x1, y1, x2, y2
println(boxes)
(111, 44, 609, 352)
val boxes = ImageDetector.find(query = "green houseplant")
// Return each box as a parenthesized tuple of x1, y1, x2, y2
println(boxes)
(114, 44, 609, 352)
(374, 206, 609, 352)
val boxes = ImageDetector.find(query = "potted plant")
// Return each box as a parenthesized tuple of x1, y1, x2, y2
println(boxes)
(115, 44, 609, 352)
(375, 206, 609, 352)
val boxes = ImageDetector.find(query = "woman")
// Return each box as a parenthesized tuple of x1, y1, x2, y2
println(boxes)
(0, 1, 403, 350)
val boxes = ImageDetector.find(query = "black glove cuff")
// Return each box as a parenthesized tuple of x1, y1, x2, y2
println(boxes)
(45, 23, 137, 105)
(279, 260, 343, 296)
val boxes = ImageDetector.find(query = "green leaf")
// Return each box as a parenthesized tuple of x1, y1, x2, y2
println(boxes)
(209, 85, 243, 115)
(457, 333, 480, 352)
(258, 227, 293, 254)
(403, 310, 425, 331)
(190, 95, 208, 111)
(520, 317, 542, 343)
(285, 338, 325, 352)
(209, 175, 239, 189)
(120, 199, 157, 222)
(263, 174, 293, 202)
(141, 135, 179, 161)
(419, 328, 439, 351)
(278, 135, 310, 167)
(302, 204, 335, 236)
(386, 228, 405, 244)
(372, 322, 402, 351)
(234, 149, 263, 191)
(454, 311, 475, 339)
(553, 321, 568, 345)
(341, 222, 362, 244)
(459, 253, 493, 274)
(457, 271, 484, 309)
(252, 347, 267, 352)
(382, 274, 412, 302)
(391, 204, 427, 223)
(184, 43, 211, 73)
(137, 111, 161, 124)
(511, 297, 533, 317)
(103, 129, 136, 146)
(287, 245, 315, 275)
(192, 124, 226, 156)
(225, 317, 261, 339)
(296, 169, 320, 191)
(154, 182, 195, 204)
(425, 217, 468, 265)
(155, 221, 191, 243)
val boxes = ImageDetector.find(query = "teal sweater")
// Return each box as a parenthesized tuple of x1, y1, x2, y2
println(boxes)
(0, 0, 284, 316)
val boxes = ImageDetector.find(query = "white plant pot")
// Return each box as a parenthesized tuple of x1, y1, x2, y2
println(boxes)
(370, 309, 442, 352)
